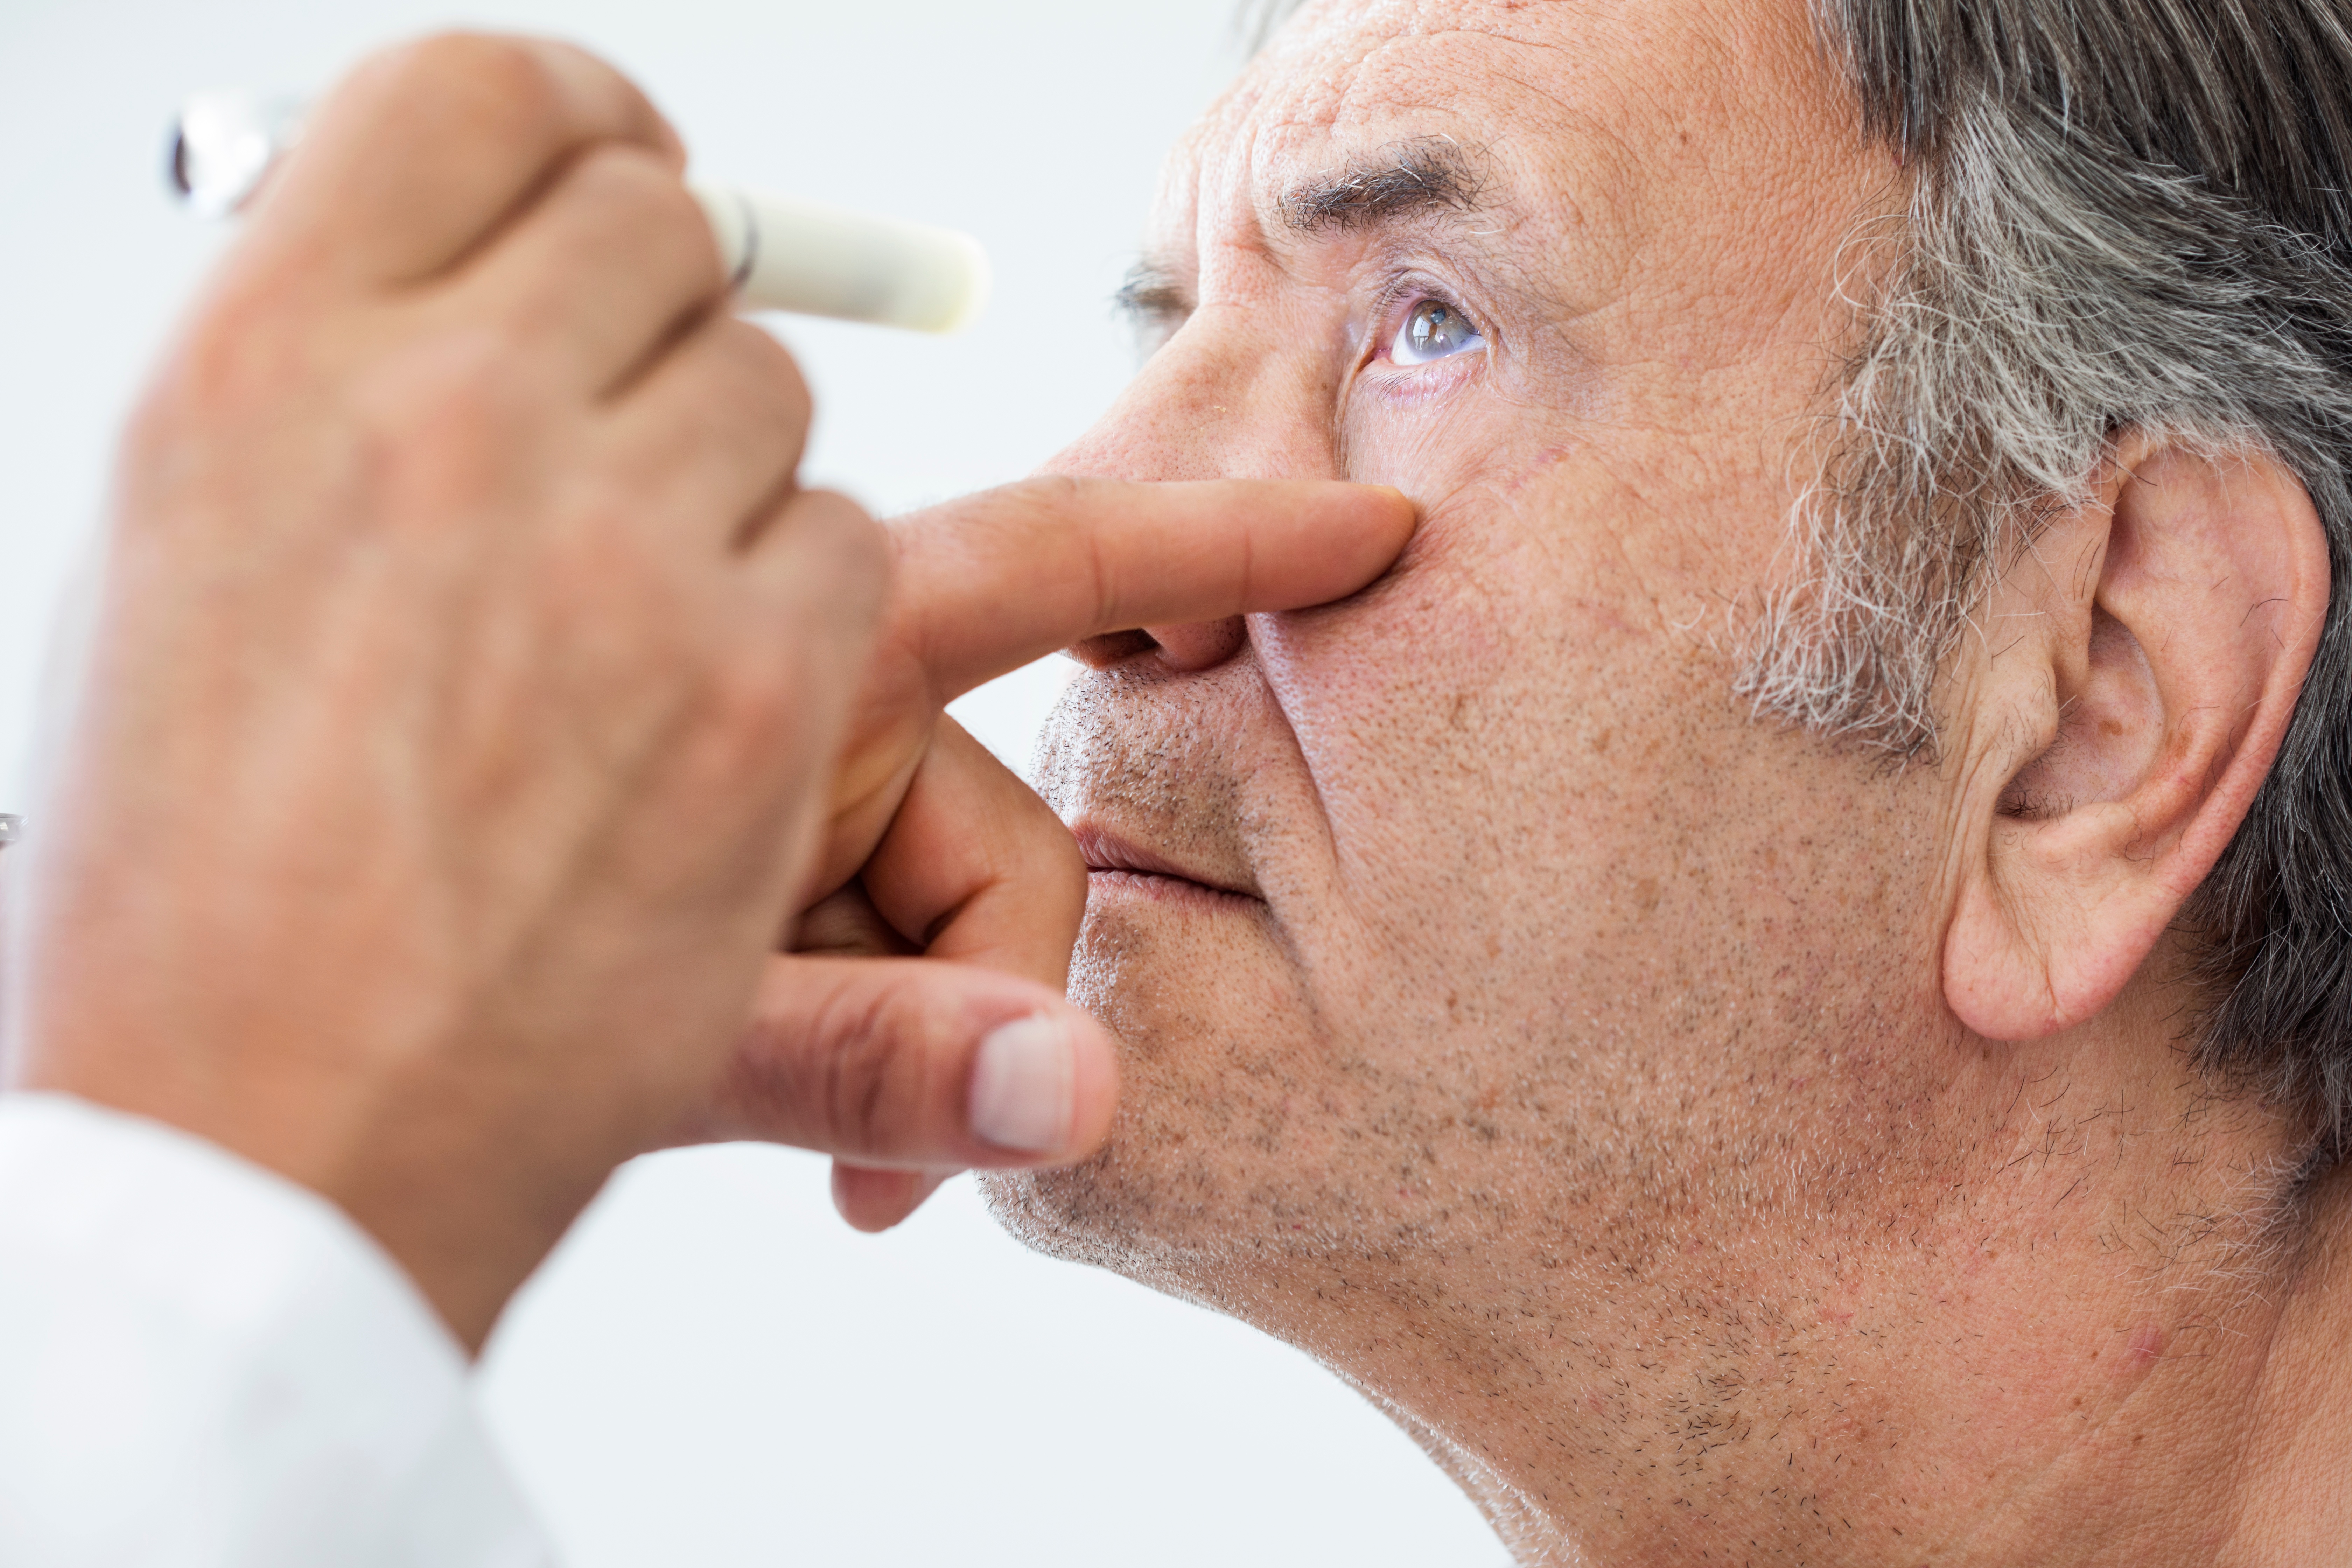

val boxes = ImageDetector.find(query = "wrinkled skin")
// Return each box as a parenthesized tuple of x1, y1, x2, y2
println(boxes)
(9, 31, 1418, 1349)
(983, 1, 2352, 1562)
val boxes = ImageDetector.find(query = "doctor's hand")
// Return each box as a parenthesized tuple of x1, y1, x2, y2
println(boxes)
(12, 35, 879, 1350)
(682, 476, 1417, 1231)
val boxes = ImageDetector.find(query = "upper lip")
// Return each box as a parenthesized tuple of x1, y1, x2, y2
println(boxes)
(1072, 825, 1260, 901)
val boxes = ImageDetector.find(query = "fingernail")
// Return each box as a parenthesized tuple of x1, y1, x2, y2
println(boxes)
(969, 1015, 1076, 1154)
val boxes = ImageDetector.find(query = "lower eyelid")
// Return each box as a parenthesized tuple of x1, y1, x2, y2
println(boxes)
(1385, 326, 1486, 369)
(1365, 349, 1486, 398)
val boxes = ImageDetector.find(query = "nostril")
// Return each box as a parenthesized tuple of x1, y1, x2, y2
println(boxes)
(1067, 629, 1160, 670)
(1065, 619, 1250, 673)
(1143, 616, 1248, 673)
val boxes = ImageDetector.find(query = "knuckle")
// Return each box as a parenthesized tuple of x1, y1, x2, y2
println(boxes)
(570, 145, 708, 256)
(424, 33, 567, 127)
(705, 640, 809, 744)
(437, 32, 560, 113)
(364, 34, 565, 145)
(515, 150, 721, 313)
(643, 171, 722, 284)
(713, 322, 813, 421)
(811, 983, 963, 1149)
(826, 993, 901, 1148)
(770, 492, 892, 631)
(788, 489, 888, 573)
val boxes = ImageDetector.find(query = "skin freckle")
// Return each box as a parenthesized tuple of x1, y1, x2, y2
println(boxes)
(990, 0, 2352, 1562)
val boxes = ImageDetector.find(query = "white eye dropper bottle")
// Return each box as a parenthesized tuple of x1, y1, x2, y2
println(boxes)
(169, 91, 992, 335)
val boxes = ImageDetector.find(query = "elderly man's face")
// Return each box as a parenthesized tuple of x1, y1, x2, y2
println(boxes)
(993, 0, 1958, 1483)
(976, 0, 2352, 1557)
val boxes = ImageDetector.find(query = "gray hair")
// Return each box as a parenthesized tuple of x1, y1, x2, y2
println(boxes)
(1247, 0, 2352, 1149)
(1766, 0, 2352, 1151)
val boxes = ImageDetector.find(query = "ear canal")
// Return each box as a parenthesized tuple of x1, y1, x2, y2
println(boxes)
(1996, 608, 2162, 823)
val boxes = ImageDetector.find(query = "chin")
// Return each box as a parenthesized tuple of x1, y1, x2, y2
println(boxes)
(990, 883, 1504, 1332)
(976, 1120, 1241, 1303)
(983, 891, 1329, 1275)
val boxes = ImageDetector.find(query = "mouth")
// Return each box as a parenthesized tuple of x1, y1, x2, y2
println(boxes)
(1072, 825, 1262, 910)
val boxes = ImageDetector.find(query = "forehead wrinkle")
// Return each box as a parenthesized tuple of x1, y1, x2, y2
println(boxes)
(1166, 5, 1829, 347)
(1229, 31, 1634, 261)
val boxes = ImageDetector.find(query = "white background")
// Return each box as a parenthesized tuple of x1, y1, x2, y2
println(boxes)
(0, 0, 1504, 1561)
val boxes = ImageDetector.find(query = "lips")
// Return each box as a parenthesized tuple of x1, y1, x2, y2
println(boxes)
(1072, 825, 1261, 905)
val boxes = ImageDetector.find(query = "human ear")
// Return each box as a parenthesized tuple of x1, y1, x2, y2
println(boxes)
(1941, 436, 2331, 1040)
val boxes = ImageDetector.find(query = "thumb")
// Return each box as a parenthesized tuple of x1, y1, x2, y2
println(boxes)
(686, 954, 1119, 1171)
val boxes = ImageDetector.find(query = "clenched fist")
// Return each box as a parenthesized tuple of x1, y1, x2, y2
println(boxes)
(13, 35, 883, 1346)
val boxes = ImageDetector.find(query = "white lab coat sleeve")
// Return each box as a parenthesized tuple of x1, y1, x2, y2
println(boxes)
(0, 1091, 558, 1567)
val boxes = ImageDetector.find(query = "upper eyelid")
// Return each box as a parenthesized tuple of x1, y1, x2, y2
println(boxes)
(1373, 265, 1480, 320)
(1370, 278, 1488, 356)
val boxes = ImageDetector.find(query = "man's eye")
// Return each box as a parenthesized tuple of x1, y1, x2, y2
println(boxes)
(1388, 298, 1485, 366)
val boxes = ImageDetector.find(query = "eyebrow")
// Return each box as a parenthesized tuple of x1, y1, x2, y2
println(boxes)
(1278, 136, 1490, 233)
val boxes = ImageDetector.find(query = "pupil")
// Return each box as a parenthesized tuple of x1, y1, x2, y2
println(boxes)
(1413, 303, 1451, 351)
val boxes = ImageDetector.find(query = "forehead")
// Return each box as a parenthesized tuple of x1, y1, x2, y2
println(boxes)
(1154, 0, 1861, 287)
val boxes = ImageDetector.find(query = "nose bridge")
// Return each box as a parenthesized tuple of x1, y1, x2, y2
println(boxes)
(1050, 299, 1343, 674)
(1048, 304, 1338, 484)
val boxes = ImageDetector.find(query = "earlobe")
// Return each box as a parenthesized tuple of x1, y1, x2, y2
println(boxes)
(1941, 439, 2330, 1041)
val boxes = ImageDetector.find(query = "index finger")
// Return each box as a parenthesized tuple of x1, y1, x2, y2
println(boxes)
(251, 33, 684, 290)
(886, 477, 1418, 700)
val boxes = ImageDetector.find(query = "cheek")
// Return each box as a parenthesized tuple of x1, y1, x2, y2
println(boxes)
(1256, 470, 1683, 835)
(1341, 382, 1548, 502)
(1248, 487, 1692, 1003)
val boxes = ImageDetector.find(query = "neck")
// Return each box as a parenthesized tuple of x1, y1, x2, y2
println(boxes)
(1199, 1143, 2352, 1564)
(2220, 1155, 2352, 1564)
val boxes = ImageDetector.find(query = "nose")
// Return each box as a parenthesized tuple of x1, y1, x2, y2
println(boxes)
(1047, 307, 1337, 673)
